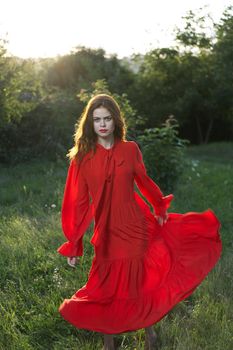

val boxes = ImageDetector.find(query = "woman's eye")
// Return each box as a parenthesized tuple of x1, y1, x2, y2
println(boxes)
(93, 117, 112, 122)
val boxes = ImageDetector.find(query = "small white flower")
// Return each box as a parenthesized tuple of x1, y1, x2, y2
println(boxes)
(51, 204, 56, 208)
(52, 267, 62, 287)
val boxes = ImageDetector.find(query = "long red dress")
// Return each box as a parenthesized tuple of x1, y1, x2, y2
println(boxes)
(57, 138, 222, 334)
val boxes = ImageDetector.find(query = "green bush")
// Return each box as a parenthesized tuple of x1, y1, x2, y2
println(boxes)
(137, 116, 189, 193)
(0, 89, 82, 164)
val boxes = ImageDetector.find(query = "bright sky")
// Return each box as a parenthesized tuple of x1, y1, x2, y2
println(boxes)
(0, 0, 231, 59)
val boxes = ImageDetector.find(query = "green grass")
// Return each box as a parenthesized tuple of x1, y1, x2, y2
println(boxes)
(0, 142, 232, 350)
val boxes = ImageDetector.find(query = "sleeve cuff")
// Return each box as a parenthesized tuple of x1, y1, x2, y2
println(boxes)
(57, 240, 83, 257)
(153, 194, 174, 217)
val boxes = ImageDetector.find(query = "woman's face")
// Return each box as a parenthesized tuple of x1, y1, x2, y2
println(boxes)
(92, 106, 115, 139)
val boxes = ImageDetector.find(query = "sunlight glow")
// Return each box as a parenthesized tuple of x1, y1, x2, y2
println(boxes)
(0, 0, 231, 58)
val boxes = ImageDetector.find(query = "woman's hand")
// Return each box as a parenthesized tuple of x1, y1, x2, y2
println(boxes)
(67, 257, 77, 267)
(154, 212, 168, 226)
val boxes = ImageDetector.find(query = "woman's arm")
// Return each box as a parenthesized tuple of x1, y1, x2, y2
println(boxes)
(57, 158, 93, 257)
(132, 142, 174, 220)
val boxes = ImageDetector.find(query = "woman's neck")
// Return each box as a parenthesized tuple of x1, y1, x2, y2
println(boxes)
(97, 135, 115, 149)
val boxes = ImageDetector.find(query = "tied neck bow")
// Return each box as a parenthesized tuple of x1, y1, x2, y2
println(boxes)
(90, 142, 124, 246)
(105, 149, 115, 182)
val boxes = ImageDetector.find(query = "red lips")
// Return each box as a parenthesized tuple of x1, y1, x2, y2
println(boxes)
(100, 129, 108, 132)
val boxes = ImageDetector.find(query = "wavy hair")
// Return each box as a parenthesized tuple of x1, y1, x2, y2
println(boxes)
(67, 94, 127, 164)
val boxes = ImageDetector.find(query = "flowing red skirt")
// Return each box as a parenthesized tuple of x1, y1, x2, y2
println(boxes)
(59, 197, 222, 334)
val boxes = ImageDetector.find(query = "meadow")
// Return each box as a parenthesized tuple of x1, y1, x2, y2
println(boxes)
(0, 142, 232, 350)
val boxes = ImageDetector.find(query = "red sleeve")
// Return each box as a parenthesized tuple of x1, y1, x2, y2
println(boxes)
(57, 158, 93, 257)
(132, 141, 174, 218)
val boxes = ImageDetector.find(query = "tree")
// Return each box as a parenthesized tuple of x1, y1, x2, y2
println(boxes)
(0, 39, 43, 162)
(174, 7, 232, 143)
(46, 46, 135, 95)
(0, 43, 41, 127)
(132, 47, 181, 127)
(132, 7, 233, 143)
(212, 6, 233, 130)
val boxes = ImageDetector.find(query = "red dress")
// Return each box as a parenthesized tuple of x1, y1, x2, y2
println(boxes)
(57, 138, 222, 334)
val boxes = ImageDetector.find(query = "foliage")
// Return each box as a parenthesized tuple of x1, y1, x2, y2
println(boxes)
(175, 8, 215, 51)
(0, 88, 83, 164)
(212, 6, 233, 124)
(0, 48, 41, 126)
(0, 39, 44, 163)
(132, 48, 180, 126)
(46, 46, 135, 94)
(130, 6, 233, 144)
(0, 43, 137, 164)
(137, 116, 189, 193)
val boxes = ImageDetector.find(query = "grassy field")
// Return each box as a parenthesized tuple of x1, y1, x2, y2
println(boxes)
(0, 142, 232, 350)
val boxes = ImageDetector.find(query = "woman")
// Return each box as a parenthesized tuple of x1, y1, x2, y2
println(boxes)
(57, 94, 222, 350)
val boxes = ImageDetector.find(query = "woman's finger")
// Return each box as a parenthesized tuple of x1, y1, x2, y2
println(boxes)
(67, 257, 76, 267)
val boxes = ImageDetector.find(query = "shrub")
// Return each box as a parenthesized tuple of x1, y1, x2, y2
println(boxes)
(136, 116, 189, 193)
